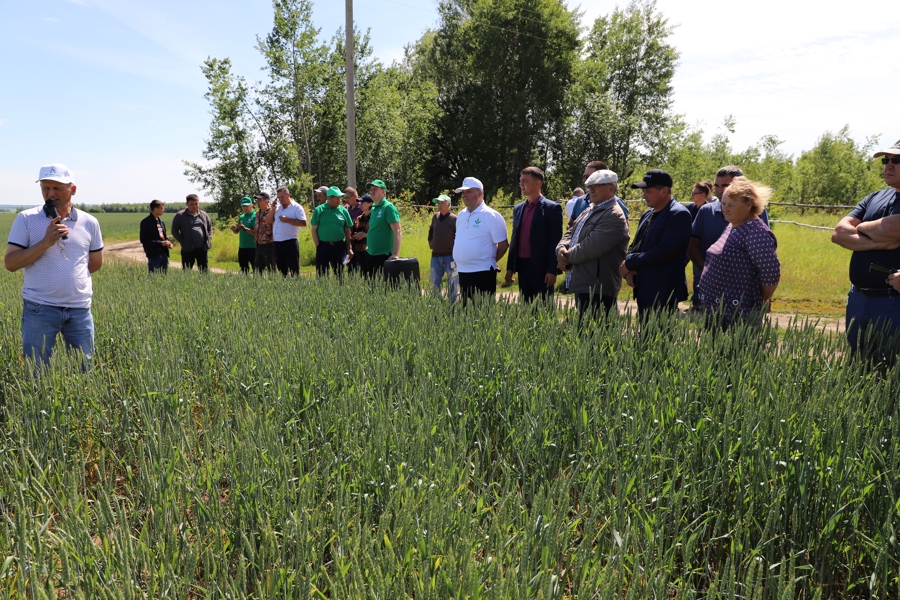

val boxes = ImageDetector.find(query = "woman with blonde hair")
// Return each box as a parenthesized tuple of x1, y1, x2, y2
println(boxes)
(697, 176, 780, 327)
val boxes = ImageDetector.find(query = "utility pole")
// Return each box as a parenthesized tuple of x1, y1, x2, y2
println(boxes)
(345, 0, 356, 189)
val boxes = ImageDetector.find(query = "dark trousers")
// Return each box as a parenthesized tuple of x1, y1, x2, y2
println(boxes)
(181, 248, 208, 272)
(846, 287, 900, 365)
(635, 292, 680, 316)
(515, 258, 554, 303)
(238, 247, 256, 274)
(576, 293, 617, 317)
(274, 239, 300, 276)
(350, 250, 369, 275)
(147, 256, 168, 273)
(367, 253, 390, 277)
(315, 241, 347, 276)
(459, 269, 497, 303)
(255, 243, 276, 273)
(348, 250, 364, 274)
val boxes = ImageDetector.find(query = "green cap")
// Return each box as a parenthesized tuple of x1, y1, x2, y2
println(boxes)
(366, 179, 387, 190)
(432, 194, 451, 204)
(240, 196, 253, 206)
(326, 186, 344, 198)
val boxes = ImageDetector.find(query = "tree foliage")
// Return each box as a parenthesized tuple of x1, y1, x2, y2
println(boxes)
(552, 0, 678, 197)
(185, 0, 886, 215)
(410, 0, 581, 199)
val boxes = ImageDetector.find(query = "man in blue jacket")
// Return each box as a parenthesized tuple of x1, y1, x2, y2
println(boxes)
(506, 166, 564, 303)
(620, 169, 692, 315)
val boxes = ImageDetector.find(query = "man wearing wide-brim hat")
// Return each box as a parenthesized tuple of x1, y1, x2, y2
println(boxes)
(428, 194, 458, 301)
(833, 138, 900, 363)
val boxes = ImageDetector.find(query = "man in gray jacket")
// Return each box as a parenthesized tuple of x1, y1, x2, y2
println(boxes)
(171, 194, 213, 272)
(556, 169, 630, 316)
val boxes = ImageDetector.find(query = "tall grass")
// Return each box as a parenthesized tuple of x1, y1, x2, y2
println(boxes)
(0, 263, 897, 598)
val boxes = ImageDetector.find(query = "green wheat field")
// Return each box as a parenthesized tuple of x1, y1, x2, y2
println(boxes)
(1, 209, 898, 598)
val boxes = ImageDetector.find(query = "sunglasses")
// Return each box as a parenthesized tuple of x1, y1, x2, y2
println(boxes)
(882, 156, 900, 165)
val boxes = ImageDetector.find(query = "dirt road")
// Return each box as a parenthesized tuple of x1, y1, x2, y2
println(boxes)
(104, 241, 230, 274)
(105, 240, 844, 333)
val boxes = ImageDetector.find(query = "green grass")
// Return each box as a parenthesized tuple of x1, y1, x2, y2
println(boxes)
(0, 263, 898, 597)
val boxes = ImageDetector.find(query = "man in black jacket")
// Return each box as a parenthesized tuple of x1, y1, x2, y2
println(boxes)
(139, 199, 173, 273)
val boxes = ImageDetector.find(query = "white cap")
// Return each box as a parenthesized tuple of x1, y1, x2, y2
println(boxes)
(874, 139, 900, 158)
(36, 164, 75, 184)
(585, 169, 617, 186)
(454, 176, 484, 193)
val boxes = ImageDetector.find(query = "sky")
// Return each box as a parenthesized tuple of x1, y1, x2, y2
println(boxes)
(0, 0, 896, 206)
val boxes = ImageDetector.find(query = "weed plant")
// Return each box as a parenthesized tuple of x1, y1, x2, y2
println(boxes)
(0, 263, 898, 598)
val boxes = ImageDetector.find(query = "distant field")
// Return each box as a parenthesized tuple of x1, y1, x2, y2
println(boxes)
(0, 207, 855, 315)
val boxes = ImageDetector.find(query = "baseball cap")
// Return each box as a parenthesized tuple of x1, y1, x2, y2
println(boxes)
(254, 191, 270, 200)
(631, 169, 673, 189)
(366, 179, 387, 190)
(874, 139, 900, 158)
(36, 164, 75, 184)
(326, 186, 344, 197)
(315, 186, 329, 194)
(432, 194, 451, 204)
(584, 170, 617, 186)
(240, 196, 253, 206)
(359, 193, 374, 204)
(454, 177, 483, 193)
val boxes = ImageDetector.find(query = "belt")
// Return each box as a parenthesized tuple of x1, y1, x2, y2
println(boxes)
(320, 240, 345, 245)
(852, 285, 895, 297)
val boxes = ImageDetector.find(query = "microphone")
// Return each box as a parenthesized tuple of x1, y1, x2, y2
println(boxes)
(43, 201, 68, 240)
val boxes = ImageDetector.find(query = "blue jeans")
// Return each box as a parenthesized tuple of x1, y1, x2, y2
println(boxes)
(845, 287, 900, 364)
(148, 256, 168, 273)
(22, 300, 95, 368)
(430, 255, 458, 301)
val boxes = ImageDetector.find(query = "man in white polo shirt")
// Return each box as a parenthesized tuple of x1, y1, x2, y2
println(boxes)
(452, 176, 509, 301)
(5, 164, 104, 368)
(272, 185, 308, 276)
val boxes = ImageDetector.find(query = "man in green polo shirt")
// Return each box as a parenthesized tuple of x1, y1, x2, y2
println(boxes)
(231, 196, 257, 274)
(365, 179, 402, 274)
(311, 186, 354, 276)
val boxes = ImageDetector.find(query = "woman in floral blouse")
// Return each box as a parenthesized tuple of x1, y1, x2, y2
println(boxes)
(697, 177, 780, 328)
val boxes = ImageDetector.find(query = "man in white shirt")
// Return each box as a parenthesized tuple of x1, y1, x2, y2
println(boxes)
(272, 185, 308, 276)
(5, 164, 104, 368)
(451, 177, 509, 301)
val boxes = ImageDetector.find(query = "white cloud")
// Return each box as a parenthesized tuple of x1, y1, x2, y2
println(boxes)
(0, 119, 5, 126)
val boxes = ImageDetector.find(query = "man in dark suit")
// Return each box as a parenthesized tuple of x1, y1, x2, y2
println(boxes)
(620, 169, 692, 315)
(506, 166, 564, 303)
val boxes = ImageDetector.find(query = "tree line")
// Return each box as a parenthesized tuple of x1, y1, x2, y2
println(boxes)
(185, 0, 886, 220)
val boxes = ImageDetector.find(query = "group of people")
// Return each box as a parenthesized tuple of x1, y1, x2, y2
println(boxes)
(6, 139, 900, 368)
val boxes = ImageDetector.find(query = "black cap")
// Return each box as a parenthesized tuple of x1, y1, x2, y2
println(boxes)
(359, 193, 374, 204)
(253, 191, 270, 200)
(630, 169, 673, 189)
